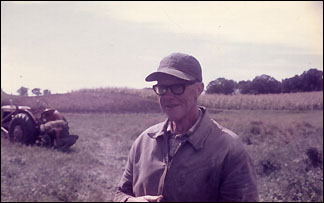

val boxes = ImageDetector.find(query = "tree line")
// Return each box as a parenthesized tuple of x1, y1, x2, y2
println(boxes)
(206, 68, 323, 95)
(16, 87, 51, 96)
(13, 68, 323, 96)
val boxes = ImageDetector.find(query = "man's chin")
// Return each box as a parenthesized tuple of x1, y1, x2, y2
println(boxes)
(164, 112, 182, 122)
(162, 106, 182, 120)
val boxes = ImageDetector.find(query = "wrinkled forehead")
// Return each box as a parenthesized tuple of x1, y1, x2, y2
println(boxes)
(156, 74, 191, 85)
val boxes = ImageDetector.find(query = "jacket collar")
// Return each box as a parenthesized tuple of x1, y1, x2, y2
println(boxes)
(187, 107, 214, 150)
(147, 107, 216, 151)
(147, 118, 169, 139)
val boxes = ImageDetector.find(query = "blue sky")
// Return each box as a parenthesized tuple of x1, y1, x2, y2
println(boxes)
(1, 1, 323, 94)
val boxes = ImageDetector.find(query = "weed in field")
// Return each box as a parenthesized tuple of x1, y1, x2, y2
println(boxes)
(211, 110, 323, 202)
(306, 147, 323, 169)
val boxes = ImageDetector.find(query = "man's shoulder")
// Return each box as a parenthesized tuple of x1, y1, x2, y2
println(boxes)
(210, 119, 239, 139)
(206, 118, 245, 152)
(135, 120, 166, 142)
(144, 121, 165, 134)
(130, 121, 166, 151)
(199, 107, 239, 140)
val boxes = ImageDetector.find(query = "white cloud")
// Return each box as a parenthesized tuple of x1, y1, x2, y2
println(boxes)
(84, 1, 322, 55)
(6, 1, 51, 5)
(1, 1, 322, 94)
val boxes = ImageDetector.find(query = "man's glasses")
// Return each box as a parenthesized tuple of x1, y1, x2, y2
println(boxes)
(153, 82, 196, 96)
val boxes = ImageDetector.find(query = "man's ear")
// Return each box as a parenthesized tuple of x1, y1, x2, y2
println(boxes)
(196, 82, 204, 96)
(193, 82, 204, 98)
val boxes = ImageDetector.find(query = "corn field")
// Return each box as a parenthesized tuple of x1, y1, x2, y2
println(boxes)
(1, 89, 323, 112)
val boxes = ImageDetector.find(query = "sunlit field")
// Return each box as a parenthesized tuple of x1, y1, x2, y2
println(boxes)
(1, 89, 322, 112)
(199, 91, 323, 111)
(1, 89, 323, 202)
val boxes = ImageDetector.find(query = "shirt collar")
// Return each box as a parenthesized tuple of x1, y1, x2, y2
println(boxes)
(149, 107, 216, 151)
(166, 108, 203, 138)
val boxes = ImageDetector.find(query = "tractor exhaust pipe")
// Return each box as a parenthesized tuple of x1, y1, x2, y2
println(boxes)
(1, 126, 8, 134)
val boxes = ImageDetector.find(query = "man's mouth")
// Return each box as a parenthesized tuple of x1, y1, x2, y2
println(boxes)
(164, 104, 179, 109)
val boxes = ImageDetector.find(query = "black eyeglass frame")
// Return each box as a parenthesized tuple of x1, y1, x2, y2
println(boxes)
(152, 81, 196, 96)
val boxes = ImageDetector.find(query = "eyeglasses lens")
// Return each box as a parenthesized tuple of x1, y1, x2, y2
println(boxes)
(153, 84, 185, 95)
(154, 86, 166, 95)
(170, 85, 185, 95)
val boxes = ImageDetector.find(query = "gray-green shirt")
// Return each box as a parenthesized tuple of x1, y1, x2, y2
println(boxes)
(167, 108, 203, 158)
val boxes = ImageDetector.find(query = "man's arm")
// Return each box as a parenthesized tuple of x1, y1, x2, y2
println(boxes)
(218, 147, 259, 202)
(114, 142, 163, 202)
(114, 149, 135, 202)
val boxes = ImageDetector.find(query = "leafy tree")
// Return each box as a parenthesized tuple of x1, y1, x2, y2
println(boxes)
(17, 86, 28, 96)
(43, 89, 51, 95)
(250, 74, 281, 94)
(32, 88, 42, 96)
(299, 69, 323, 92)
(282, 69, 323, 93)
(207, 68, 322, 95)
(282, 75, 302, 93)
(237, 80, 253, 94)
(206, 78, 237, 95)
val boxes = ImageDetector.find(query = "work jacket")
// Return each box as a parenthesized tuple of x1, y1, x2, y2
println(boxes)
(114, 108, 259, 202)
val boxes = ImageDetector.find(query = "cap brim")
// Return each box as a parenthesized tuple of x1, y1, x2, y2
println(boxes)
(145, 68, 196, 82)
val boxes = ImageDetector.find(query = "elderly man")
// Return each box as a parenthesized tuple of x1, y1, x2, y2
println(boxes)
(114, 53, 259, 202)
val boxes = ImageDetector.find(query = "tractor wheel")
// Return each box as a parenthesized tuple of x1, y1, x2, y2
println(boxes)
(37, 133, 53, 148)
(9, 113, 37, 145)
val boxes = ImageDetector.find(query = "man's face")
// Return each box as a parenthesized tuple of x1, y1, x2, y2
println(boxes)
(155, 76, 203, 122)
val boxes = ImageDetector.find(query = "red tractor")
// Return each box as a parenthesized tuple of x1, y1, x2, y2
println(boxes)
(1, 104, 78, 151)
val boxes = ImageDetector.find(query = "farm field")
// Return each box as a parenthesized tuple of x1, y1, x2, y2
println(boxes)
(1, 109, 323, 202)
(1, 89, 323, 113)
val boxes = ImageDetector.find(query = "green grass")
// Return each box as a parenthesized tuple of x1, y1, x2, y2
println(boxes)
(1, 88, 323, 201)
(1, 110, 323, 202)
(1, 113, 165, 202)
(211, 110, 323, 201)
